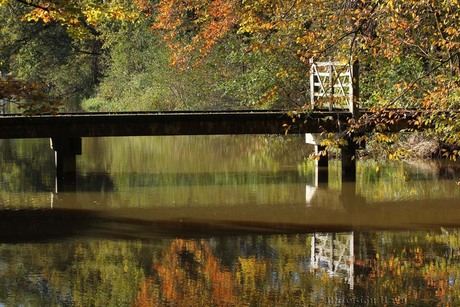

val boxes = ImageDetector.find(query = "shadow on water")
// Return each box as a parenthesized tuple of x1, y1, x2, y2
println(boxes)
(77, 172, 115, 191)
(3, 184, 460, 243)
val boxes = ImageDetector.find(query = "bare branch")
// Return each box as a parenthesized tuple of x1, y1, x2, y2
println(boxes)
(13, 0, 49, 11)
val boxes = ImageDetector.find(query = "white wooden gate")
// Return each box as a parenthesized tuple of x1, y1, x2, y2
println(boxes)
(310, 58, 358, 115)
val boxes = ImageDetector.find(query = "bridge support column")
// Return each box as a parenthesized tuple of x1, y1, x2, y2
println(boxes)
(341, 136, 356, 182)
(50, 137, 82, 192)
(306, 133, 357, 182)
(306, 133, 329, 184)
(305, 134, 329, 206)
(314, 145, 329, 186)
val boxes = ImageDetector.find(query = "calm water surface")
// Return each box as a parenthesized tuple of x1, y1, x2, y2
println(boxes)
(1, 135, 460, 306)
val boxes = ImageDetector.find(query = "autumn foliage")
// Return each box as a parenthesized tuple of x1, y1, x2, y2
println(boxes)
(151, 0, 460, 95)
(134, 239, 237, 306)
(151, 0, 460, 152)
(152, 0, 237, 68)
(0, 77, 60, 114)
(4, 0, 460, 108)
(2, 0, 460, 153)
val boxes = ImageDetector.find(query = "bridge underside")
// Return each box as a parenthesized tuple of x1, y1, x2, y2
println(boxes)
(0, 110, 417, 139)
(0, 111, 352, 138)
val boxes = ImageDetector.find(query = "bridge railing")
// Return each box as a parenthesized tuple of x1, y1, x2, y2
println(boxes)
(310, 58, 359, 116)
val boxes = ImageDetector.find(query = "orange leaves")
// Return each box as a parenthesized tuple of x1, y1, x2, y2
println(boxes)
(147, 239, 237, 306)
(152, 0, 460, 72)
(194, 0, 236, 53)
(152, 0, 237, 68)
(23, 7, 53, 23)
(0, 77, 60, 114)
(388, 0, 394, 11)
(374, 0, 460, 64)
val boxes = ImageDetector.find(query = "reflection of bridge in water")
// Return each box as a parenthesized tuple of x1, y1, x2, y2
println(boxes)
(308, 129, 356, 285)
(303, 160, 460, 290)
(310, 232, 354, 289)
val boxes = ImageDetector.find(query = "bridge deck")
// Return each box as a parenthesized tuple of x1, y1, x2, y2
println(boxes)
(0, 110, 415, 139)
(0, 110, 347, 139)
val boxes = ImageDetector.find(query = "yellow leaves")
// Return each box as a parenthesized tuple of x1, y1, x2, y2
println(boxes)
(373, 132, 393, 143)
(388, 148, 411, 161)
(83, 4, 138, 25)
(84, 7, 103, 24)
(20, 0, 139, 40)
(388, 152, 398, 160)
(237, 11, 273, 35)
(445, 26, 459, 36)
(388, 0, 394, 11)
(22, 8, 53, 23)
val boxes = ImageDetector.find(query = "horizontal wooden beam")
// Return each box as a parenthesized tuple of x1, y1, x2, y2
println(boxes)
(0, 110, 418, 139)
(0, 111, 344, 139)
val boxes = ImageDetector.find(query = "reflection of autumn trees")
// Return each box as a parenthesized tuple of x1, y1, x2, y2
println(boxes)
(0, 240, 153, 306)
(300, 159, 460, 203)
(135, 239, 237, 306)
(135, 235, 346, 306)
(4, 231, 460, 305)
(422, 229, 460, 305)
(354, 231, 460, 306)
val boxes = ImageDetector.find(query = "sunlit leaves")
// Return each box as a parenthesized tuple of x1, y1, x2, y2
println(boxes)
(152, 0, 237, 68)
(5, 0, 460, 142)
(1, 0, 144, 113)
(16, 0, 139, 40)
(150, 0, 460, 114)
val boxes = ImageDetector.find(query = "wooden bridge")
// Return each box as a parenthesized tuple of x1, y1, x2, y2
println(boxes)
(0, 59, 422, 190)
(0, 110, 336, 138)
(0, 109, 406, 139)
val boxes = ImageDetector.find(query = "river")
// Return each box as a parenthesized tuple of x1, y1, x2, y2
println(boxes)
(1, 135, 460, 306)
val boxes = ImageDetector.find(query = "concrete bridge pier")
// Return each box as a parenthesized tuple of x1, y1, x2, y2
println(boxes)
(50, 137, 82, 192)
(305, 134, 330, 206)
(305, 133, 329, 185)
(306, 133, 357, 182)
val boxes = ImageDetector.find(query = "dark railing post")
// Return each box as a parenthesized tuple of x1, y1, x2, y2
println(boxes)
(351, 59, 360, 118)
(50, 137, 82, 192)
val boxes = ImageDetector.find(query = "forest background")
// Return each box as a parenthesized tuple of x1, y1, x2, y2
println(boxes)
(1, 0, 460, 157)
